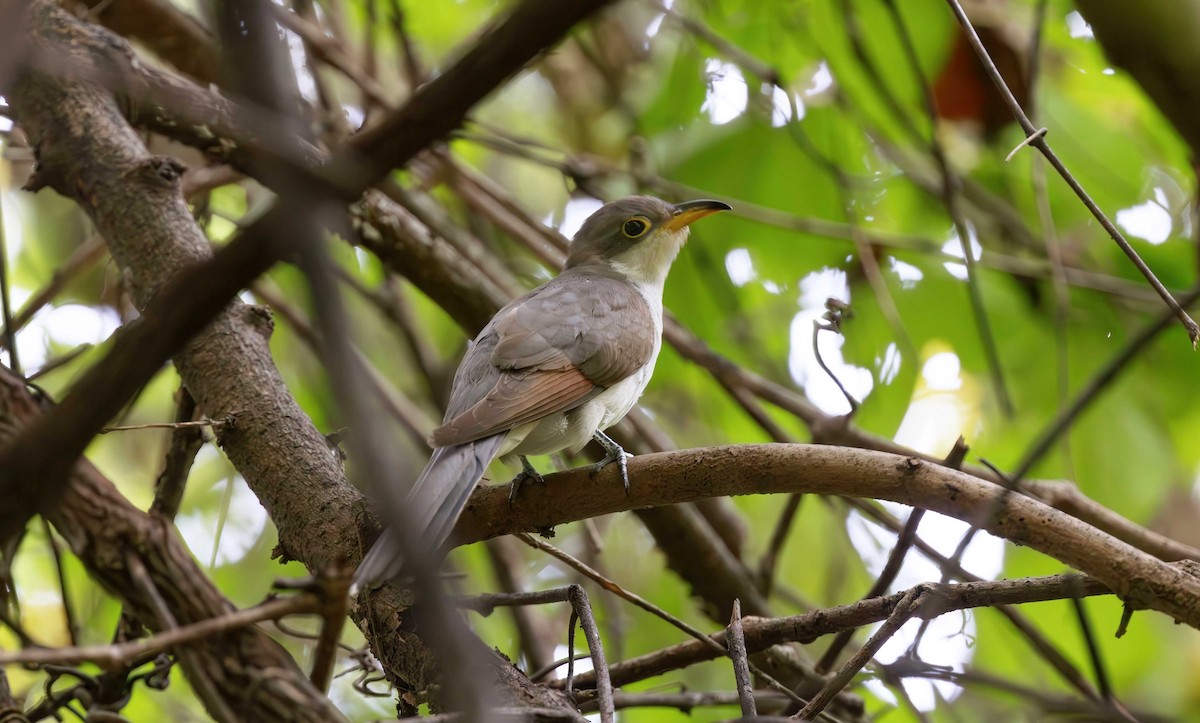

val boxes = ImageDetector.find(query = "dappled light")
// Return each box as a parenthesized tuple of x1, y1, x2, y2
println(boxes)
(1, 0, 1200, 721)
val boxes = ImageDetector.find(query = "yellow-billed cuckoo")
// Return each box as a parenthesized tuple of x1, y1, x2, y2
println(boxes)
(353, 196, 730, 589)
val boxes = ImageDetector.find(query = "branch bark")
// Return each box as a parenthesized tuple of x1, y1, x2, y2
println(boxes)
(566, 572, 1110, 690)
(1, 0, 609, 711)
(454, 445, 1200, 629)
(0, 367, 342, 721)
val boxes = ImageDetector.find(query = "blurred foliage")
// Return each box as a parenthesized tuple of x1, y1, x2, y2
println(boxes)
(3, 0, 1200, 720)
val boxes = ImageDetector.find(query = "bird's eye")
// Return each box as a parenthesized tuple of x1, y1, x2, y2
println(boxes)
(622, 216, 651, 238)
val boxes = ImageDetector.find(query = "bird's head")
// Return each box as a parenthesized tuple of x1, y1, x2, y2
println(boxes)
(564, 196, 731, 286)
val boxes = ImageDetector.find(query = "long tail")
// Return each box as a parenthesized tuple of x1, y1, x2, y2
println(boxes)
(352, 433, 506, 591)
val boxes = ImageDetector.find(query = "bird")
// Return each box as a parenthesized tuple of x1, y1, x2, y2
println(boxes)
(353, 195, 731, 590)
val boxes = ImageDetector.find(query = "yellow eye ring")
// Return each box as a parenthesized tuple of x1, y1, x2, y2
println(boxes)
(622, 216, 652, 239)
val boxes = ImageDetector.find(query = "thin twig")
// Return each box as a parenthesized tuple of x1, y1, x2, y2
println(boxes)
(27, 345, 91, 381)
(0, 195, 19, 374)
(576, 689, 791, 713)
(757, 493, 803, 597)
(726, 599, 756, 717)
(796, 588, 920, 720)
(566, 585, 614, 723)
(0, 594, 321, 668)
(456, 584, 614, 722)
(98, 419, 226, 434)
(882, 0, 1013, 415)
(1013, 286, 1200, 482)
(1070, 597, 1116, 707)
(149, 388, 203, 521)
(941, 0, 1200, 346)
(817, 438, 968, 674)
(516, 534, 809, 709)
(39, 518, 77, 646)
(812, 299, 859, 413)
(530, 653, 592, 682)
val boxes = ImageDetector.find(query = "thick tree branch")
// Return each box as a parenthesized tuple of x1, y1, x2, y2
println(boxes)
(454, 445, 1200, 629)
(82, 0, 219, 84)
(0, 0, 614, 541)
(0, 367, 342, 721)
(0, 0, 610, 710)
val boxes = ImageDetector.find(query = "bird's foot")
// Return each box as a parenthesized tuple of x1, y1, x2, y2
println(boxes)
(591, 430, 631, 495)
(508, 456, 545, 506)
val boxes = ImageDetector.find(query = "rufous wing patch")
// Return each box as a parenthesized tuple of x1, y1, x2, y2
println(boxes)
(429, 366, 598, 447)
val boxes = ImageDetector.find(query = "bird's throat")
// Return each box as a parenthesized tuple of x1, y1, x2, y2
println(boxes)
(606, 227, 688, 289)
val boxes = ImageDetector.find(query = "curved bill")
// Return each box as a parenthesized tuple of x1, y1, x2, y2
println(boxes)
(664, 199, 733, 232)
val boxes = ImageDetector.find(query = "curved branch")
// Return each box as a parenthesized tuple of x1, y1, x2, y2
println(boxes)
(455, 444, 1200, 629)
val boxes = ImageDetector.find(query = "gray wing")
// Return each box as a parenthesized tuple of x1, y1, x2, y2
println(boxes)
(429, 269, 656, 447)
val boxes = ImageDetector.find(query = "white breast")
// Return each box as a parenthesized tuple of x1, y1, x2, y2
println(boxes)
(591, 277, 664, 429)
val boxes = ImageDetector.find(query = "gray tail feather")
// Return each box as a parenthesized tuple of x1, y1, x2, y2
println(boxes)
(352, 434, 506, 592)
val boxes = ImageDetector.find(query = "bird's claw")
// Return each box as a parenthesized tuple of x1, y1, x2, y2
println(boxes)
(591, 430, 631, 495)
(508, 456, 545, 506)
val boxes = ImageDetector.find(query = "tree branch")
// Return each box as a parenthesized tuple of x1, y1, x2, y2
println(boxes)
(1, 0, 611, 710)
(455, 445, 1200, 629)
(566, 572, 1109, 690)
(0, 366, 343, 721)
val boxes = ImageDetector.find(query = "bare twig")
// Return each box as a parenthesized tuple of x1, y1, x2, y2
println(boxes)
(566, 585, 613, 723)
(39, 518, 77, 646)
(570, 572, 1107, 691)
(456, 584, 614, 722)
(757, 493, 803, 597)
(1012, 286, 1200, 482)
(0, 197, 19, 373)
(576, 689, 791, 713)
(817, 438, 968, 674)
(796, 587, 923, 720)
(0, 594, 321, 668)
(516, 534, 807, 708)
(1070, 598, 1114, 707)
(941, 0, 1200, 345)
(99, 419, 226, 434)
(148, 388, 202, 521)
(726, 599, 756, 717)
(881, 0, 1013, 415)
(812, 299, 859, 413)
